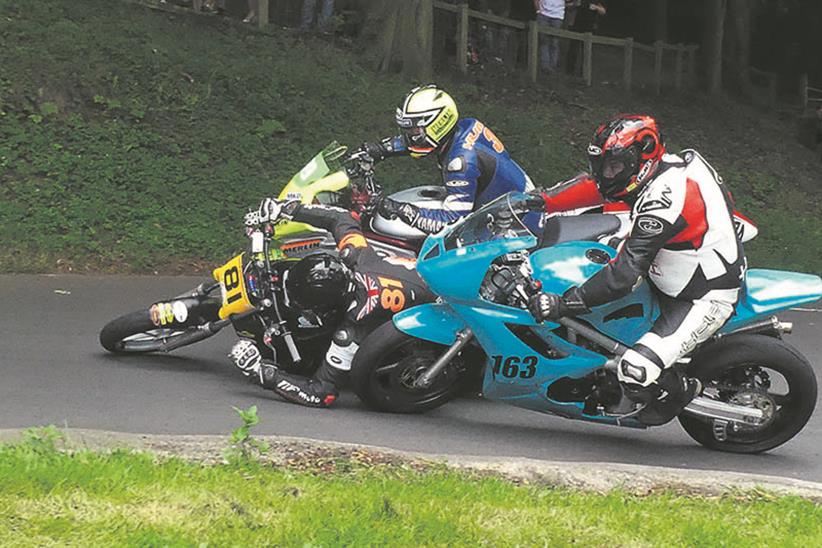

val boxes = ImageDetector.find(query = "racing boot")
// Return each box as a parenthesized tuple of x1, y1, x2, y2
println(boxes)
(258, 361, 342, 408)
(625, 369, 702, 426)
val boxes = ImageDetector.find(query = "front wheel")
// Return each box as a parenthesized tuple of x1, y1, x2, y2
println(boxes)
(679, 334, 817, 454)
(100, 310, 205, 353)
(350, 321, 465, 414)
(100, 289, 220, 354)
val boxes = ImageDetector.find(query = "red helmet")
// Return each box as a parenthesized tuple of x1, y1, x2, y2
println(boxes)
(588, 115, 665, 200)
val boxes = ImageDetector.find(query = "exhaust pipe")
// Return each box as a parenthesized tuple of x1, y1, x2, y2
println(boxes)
(682, 396, 764, 425)
(719, 315, 792, 338)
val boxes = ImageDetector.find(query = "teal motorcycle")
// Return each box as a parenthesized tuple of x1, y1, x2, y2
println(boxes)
(351, 192, 821, 453)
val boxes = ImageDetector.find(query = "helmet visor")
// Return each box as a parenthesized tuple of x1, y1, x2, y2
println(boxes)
(603, 156, 628, 179)
(589, 147, 638, 199)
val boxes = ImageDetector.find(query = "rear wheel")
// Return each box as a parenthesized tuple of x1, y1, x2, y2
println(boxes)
(679, 334, 817, 454)
(350, 321, 466, 413)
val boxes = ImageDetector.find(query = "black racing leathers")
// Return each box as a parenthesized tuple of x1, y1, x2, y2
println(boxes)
(286, 203, 433, 330)
(256, 202, 433, 407)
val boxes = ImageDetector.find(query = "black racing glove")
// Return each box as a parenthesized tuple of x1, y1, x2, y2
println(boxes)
(377, 197, 419, 225)
(359, 141, 388, 162)
(528, 287, 590, 322)
(355, 136, 407, 163)
(528, 292, 563, 322)
(377, 196, 401, 220)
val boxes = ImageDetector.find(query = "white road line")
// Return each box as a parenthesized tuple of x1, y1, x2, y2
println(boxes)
(789, 308, 822, 312)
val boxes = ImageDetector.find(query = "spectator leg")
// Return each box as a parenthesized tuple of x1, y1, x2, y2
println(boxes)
(547, 18, 562, 73)
(243, 0, 258, 22)
(317, 0, 334, 31)
(537, 15, 563, 74)
(566, 39, 581, 75)
(537, 15, 551, 73)
(497, 26, 512, 64)
(301, 0, 318, 30)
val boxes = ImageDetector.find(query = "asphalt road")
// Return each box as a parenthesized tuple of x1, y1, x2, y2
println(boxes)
(2, 275, 822, 482)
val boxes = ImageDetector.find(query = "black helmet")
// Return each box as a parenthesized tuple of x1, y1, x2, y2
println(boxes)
(285, 253, 351, 312)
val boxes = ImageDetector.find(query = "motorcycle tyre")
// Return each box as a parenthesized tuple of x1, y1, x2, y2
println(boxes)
(100, 290, 220, 354)
(100, 310, 190, 353)
(350, 320, 463, 414)
(678, 334, 817, 454)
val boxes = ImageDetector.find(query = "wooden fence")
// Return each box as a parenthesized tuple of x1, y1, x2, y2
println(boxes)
(156, 0, 701, 94)
(800, 74, 822, 109)
(433, 1, 698, 93)
(748, 66, 778, 107)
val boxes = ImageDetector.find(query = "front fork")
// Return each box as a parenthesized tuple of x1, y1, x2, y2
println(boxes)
(413, 328, 474, 389)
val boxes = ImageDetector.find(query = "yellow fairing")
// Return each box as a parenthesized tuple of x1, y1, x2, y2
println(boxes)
(275, 170, 350, 237)
(212, 253, 254, 320)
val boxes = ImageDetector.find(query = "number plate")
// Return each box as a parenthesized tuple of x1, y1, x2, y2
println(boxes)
(212, 253, 254, 319)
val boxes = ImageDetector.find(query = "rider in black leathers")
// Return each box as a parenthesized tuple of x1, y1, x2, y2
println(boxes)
(229, 199, 433, 407)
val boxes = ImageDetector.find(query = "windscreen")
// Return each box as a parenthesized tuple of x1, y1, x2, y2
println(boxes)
(443, 193, 537, 251)
(291, 142, 347, 187)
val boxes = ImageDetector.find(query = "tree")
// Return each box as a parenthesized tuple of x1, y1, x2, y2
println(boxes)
(652, 0, 669, 43)
(363, 0, 433, 81)
(726, 0, 752, 96)
(704, 0, 727, 96)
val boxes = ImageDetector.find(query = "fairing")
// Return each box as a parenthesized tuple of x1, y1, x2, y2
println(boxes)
(395, 191, 821, 428)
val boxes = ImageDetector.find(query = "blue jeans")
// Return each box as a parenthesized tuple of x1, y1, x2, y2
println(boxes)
(301, 0, 334, 31)
(537, 14, 563, 73)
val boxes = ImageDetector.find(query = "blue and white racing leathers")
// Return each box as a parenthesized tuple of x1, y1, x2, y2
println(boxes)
(379, 118, 535, 234)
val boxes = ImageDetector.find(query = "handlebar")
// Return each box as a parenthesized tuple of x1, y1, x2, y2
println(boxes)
(342, 151, 383, 214)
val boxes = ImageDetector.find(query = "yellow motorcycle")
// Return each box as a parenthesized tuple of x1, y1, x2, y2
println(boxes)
(99, 143, 438, 372)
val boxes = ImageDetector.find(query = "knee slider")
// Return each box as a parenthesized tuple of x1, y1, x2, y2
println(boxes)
(326, 328, 359, 372)
(618, 348, 662, 387)
(332, 327, 356, 347)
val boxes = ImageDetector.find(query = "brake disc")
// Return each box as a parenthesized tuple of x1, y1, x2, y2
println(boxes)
(729, 390, 776, 428)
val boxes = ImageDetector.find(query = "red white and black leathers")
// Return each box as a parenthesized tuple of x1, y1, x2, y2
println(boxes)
(583, 149, 744, 387)
(580, 150, 745, 308)
(531, 149, 745, 416)
(239, 202, 433, 407)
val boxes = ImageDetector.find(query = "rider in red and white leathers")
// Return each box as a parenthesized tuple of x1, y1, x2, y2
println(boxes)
(528, 115, 746, 424)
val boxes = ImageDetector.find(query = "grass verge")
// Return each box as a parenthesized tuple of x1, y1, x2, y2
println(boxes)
(0, 430, 820, 546)
(1, 0, 821, 273)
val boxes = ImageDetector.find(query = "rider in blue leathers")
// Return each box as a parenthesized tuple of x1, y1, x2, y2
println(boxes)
(361, 85, 535, 234)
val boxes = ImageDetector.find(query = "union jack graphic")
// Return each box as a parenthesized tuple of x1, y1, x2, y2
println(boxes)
(355, 272, 380, 321)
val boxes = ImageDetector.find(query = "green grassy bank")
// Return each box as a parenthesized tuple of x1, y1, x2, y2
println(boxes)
(0, 433, 820, 546)
(1, 0, 821, 273)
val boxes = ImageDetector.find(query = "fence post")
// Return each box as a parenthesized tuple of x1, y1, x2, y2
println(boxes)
(622, 37, 633, 91)
(258, 0, 269, 28)
(800, 73, 808, 108)
(687, 46, 697, 86)
(767, 73, 777, 108)
(583, 32, 593, 87)
(674, 43, 685, 91)
(528, 21, 539, 83)
(653, 41, 663, 95)
(456, 3, 469, 74)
